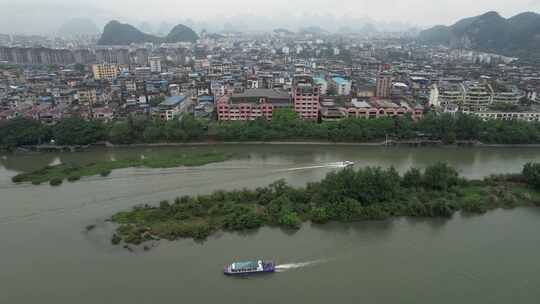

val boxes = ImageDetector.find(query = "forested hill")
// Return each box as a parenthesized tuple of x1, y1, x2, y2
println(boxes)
(98, 21, 199, 45)
(418, 11, 540, 59)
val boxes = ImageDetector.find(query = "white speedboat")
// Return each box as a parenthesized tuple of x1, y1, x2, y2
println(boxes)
(340, 161, 355, 168)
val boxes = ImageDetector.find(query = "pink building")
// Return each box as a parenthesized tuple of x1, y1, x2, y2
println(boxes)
(347, 99, 424, 120)
(217, 89, 291, 121)
(293, 76, 320, 120)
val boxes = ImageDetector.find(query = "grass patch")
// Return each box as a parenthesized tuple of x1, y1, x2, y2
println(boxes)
(12, 152, 231, 185)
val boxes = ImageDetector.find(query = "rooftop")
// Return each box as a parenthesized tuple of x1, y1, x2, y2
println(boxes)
(332, 77, 349, 85)
(231, 89, 289, 100)
(160, 95, 186, 107)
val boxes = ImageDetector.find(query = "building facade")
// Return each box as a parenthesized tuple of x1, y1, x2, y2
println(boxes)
(293, 76, 320, 120)
(217, 89, 290, 121)
(149, 56, 162, 73)
(376, 73, 393, 98)
(92, 64, 118, 81)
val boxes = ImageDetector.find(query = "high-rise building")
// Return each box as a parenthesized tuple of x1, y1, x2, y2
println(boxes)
(95, 48, 130, 65)
(149, 56, 162, 73)
(376, 73, 393, 98)
(134, 48, 149, 66)
(293, 75, 320, 120)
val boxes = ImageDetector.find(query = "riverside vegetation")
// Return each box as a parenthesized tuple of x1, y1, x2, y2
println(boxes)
(110, 162, 540, 247)
(2, 110, 540, 148)
(11, 152, 230, 186)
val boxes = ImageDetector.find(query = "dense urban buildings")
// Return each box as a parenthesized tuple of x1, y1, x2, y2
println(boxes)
(1, 26, 540, 127)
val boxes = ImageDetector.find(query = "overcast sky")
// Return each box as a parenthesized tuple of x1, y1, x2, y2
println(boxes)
(1, 0, 539, 34)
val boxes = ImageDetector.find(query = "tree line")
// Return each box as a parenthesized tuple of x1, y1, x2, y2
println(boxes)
(2, 110, 540, 148)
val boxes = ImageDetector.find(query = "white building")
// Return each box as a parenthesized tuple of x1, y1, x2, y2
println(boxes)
(330, 77, 352, 96)
(169, 84, 180, 96)
(474, 111, 540, 122)
(247, 79, 259, 89)
(429, 81, 466, 110)
(149, 56, 162, 73)
(492, 85, 523, 104)
(313, 77, 328, 95)
(463, 82, 494, 112)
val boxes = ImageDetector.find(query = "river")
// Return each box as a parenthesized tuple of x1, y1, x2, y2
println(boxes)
(1, 145, 540, 303)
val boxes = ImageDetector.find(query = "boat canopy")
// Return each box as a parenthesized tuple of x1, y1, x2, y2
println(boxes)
(231, 261, 261, 270)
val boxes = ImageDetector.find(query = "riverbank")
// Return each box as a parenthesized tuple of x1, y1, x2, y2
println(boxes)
(11, 152, 231, 186)
(111, 140, 540, 148)
(110, 163, 540, 248)
(6, 140, 540, 154)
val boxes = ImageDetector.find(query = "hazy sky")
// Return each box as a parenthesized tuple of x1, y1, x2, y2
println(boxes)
(1, 0, 539, 34)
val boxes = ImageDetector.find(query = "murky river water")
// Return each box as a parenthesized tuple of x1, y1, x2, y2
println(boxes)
(1, 145, 539, 303)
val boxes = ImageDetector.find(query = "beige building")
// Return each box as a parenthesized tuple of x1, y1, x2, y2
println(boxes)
(92, 64, 119, 81)
(376, 73, 393, 98)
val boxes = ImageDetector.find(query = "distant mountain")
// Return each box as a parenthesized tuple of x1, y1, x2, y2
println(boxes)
(165, 24, 199, 43)
(419, 11, 540, 58)
(98, 21, 161, 45)
(57, 18, 100, 37)
(300, 26, 327, 35)
(98, 21, 199, 45)
(274, 28, 294, 35)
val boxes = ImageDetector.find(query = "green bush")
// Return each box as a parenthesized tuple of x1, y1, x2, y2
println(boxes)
(358, 205, 390, 220)
(461, 197, 489, 214)
(402, 168, 423, 188)
(111, 234, 122, 245)
(100, 170, 112, 177)
(11, 174, 26, 183)
(222, 205, 264, 230)
(523, 163, 540, 190)
(310, 207, 331, 224)
(278, 210, 301, 229)
(67, 175, 81, 182)
(423, 163, 459, 191)
(50, 178, 63, 186)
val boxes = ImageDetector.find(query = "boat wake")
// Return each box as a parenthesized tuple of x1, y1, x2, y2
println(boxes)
(276, 162, 350, 172)
(275, 260, 326, 272)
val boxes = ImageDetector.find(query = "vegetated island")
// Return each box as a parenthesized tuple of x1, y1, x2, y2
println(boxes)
(109, 162, 540, 247)
(11, 152, 231, 186)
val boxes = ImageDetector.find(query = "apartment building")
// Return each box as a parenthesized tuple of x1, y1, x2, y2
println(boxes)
(330, 77, 352, 96)
(92, 64, 118, 81)
(293, 76, 320, 120)
(376, 73, 393, 98)
(217, 89, 291, 121)
(346, 99, 424, 120)
(149, 57, 162, 73)
(463, 82, 494, 112)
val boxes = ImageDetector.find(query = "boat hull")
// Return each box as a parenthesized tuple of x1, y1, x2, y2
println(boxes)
(223, 267, 275, 276)
(224, 261, 275, 276)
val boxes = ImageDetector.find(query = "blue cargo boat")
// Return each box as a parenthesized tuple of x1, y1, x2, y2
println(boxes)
(224, 260, 275, 276)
